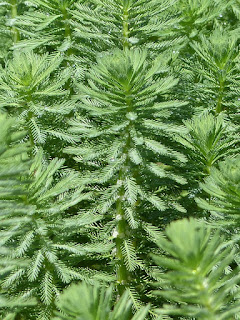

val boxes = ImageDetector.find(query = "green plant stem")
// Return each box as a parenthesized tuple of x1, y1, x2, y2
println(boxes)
(122, 3, 130, 50)
(26, 111, 35, 150)
(114, 1, 134, 295)
(115, 183, 129, 294)
(25, 94, 35, 153)
(10, 0, 20, 43)
(115, 133, 132, 293)
(195, 274, 217, 319)
(62, 7, 73, 57)
(215, 79, 224, 114)
(115, 93, 134, 294)
(62, 7, 74, 96)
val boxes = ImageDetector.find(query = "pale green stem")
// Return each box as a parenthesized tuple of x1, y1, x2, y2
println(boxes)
(62, 7, 74, 96)
(196, 274, 217, 319)
(122, 5, 130, 50)
(62, 7, 73, 57)
(215, 81, 224, 114)
(115, 134, 131, 294)
(215, 68, 226, 115)
(115, 92, 134, 294)
(115, 0, 133, 295)
(26, 111, 35, 150)
(25, 94, 36, 154)
(10, 0, 20, 43)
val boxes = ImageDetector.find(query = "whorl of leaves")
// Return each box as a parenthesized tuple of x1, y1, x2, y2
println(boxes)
(152, 218, 240, 319)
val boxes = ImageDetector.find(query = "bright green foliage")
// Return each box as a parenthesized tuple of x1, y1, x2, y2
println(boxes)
(70, 0, 231, 58)
(0, 2, 12, 61)
(65, 48, 187, 300)
(0, 114, 30, 201)
(0, 0, 23, 61)
(0, 148, 112, 320)
(184, 28, 240, 114)
(53, 282, 149, 320)
(0, 50, 75, 150)
(177, 112, 238, 176)
(66, 49, 187, 211)
(0, 114, 36, 318)
(196, 156, 240, 225)
(0, 0, 240, 317)
(69, 0, 181, 62)
(171, 0, 230, 42)
(4, 0, 232, 61)
(0, 50, 67, 111)
(13, 0, 76, 57)
(175, 112, 239, 216)
(152, 218, 240, 319)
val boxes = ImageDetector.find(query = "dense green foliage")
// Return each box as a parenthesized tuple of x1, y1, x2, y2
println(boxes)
(152, 219, 240, 319)
(53, 282, 149, 320)
(0, 0, 240, 319)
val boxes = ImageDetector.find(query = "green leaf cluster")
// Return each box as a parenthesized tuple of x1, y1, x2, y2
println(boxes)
(152, 218, 240, 319)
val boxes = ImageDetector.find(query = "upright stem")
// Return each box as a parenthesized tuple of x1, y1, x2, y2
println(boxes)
(195, 274, 217, 319)
(25, 94, 35, 154)
(215, 70, 225, 114)
(115, 0, 135, 296)
(122, 3, 130, 50)
(10, 0, 20, 43)
(62, 8, 73, 57)
(115, 92, 133, 294)
(115, 174, 129, 294)
(215, 83, 224, 114)
(115, 134, 131, 294)
(62, 7, 74, 96)
(27, 111, 35, 150)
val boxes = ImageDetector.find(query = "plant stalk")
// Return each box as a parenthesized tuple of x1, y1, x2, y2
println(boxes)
(115, 0, 137, 296)
(115, 94, 134, 294)
(122, 4, 130, 50)
(10, 0, 20, 43)
(215, 76, 225, 114)
(62, 7, 73, 57)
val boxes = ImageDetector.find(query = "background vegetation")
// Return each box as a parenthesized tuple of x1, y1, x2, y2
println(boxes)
(0, 0, 240, 319)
